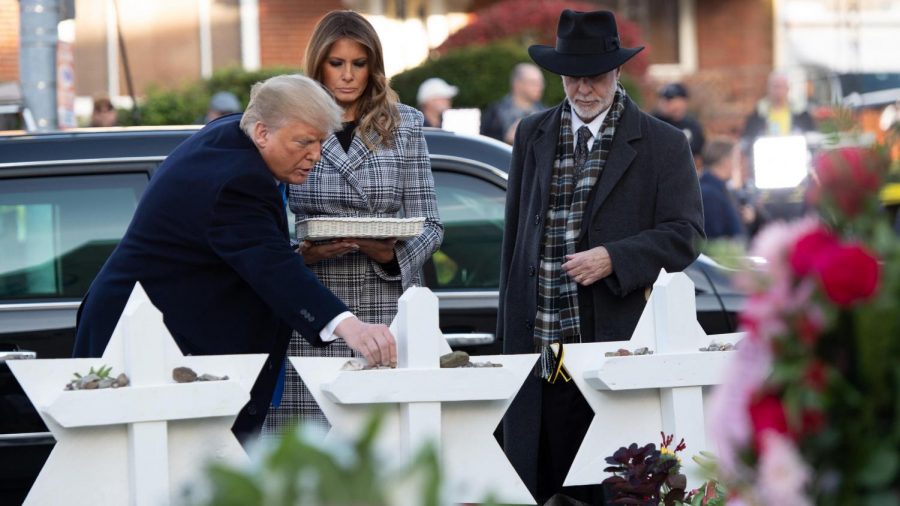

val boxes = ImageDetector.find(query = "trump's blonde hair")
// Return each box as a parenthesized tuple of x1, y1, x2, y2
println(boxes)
(239, 74, 343, 138)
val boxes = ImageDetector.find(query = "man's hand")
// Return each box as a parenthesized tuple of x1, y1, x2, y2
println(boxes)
(299, 239, 358, 265)
(334, 316, 397, 367)
(562, 246, 613, 286)
(740, 204, 756, 225)
(351, 238, 397, 264)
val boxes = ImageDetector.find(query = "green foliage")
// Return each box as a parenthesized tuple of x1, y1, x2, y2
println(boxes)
(183, 410, 444, 506)
(390, 41, 642, 112)
(123, 66, 296, 126)
(73, 365, 113, 380)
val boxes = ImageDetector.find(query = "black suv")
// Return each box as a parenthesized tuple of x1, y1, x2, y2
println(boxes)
(0, 126, 743, 503)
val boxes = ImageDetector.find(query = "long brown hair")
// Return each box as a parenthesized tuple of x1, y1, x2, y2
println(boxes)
(304, 10, 399, 149)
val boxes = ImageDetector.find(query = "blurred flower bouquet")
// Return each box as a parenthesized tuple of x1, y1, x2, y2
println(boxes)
(709, 145, 900, 505)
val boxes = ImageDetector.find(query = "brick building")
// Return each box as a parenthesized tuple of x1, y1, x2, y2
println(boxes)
(5, 1, 894, 134)
(0, 0, 18, 83)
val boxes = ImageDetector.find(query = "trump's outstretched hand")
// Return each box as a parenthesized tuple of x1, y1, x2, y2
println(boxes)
(334, 317, 397, 367)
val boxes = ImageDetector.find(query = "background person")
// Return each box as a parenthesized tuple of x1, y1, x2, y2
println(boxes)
(205, 90, 242, 123)
(416, 77, 458, 128)
(652, 82, 705, 168)
(741, 71, 816, 222)
(73, 74, 397, 443)
(89, 96, 118, 127)
(699, 137, 745, 241)
(742, 71, 815, 143)
(263, 10, 443, 434)
(498, 9, 704, 504)
(481, 63, 546, 144)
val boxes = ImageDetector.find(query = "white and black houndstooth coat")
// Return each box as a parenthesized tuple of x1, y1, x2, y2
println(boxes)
(263, 103, 443, 433)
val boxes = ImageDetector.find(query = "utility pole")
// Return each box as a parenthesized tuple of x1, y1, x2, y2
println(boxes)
(19, 0, 60, 131)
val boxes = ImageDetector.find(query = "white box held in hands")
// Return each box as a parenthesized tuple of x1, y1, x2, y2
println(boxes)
(296, 216, 425, 241)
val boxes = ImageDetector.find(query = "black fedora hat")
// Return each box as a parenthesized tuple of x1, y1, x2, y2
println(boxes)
(528, 10, 644, 77)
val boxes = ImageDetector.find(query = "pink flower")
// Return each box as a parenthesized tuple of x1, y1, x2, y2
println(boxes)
(757, 432, 813, 506)
(709, 336, 772, 479)
(741, 217, 821, 293)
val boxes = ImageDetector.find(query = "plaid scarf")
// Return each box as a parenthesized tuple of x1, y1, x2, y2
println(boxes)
(534, 84, 627, 380)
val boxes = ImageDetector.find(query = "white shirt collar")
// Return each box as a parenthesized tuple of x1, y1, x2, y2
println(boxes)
(569, 102, 610, 151)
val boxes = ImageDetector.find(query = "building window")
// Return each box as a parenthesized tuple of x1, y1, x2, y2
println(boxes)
(598, 0, 697, 73)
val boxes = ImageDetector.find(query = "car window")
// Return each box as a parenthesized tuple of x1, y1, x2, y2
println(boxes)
(0, 173, 147, 301)
(427, 170, 505, 289)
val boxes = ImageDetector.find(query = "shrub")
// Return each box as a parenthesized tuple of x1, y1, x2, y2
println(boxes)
(182, 412, 445, 506)
(123, 66, 296, 126)
(436, 0, 649, 79)
(390, 41, 642, 112)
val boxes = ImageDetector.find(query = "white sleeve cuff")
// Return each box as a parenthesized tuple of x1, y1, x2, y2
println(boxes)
(319, 311, 354, 342)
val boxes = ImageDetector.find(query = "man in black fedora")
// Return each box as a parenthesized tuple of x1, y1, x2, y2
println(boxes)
(498, 9, 704, 504)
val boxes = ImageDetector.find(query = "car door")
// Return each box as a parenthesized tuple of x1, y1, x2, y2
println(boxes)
(0, 159, 155, 504)
(424, 156, 508, 355)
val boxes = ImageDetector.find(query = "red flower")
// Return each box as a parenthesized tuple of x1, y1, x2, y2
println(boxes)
(812, 243, 880, 306)
(795, 312, 822, 346)
(790, 228, 840, 277)
(748, 393, 790, 451)
(811, 106, 836, 121)
(801, 408, 826, 435)
(809, 147, 886, 217)
(803, 360, 827, 391)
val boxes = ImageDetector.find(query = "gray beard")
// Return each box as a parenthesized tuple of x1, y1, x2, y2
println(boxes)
(570, 99, 612, 123)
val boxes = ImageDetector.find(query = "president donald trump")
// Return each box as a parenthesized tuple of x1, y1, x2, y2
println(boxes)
(74, 75, 396, 440)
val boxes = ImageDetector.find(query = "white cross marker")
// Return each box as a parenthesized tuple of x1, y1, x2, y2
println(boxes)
(8, 283, 267, 505)
(293, 286, 539, 505)
(563, 270, 744, 488)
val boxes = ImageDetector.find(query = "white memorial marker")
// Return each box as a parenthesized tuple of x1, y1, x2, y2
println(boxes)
(7, 283, 267, 506)
(293, 286, 539, 505)
(563, 270, 744, 488)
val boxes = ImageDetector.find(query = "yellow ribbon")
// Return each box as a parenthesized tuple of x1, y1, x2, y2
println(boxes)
(547, 342, 571, 384)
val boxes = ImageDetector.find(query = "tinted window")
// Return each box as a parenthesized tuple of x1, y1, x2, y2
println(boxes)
(428, 170, 505, 289)
(0, 173, 146, 301)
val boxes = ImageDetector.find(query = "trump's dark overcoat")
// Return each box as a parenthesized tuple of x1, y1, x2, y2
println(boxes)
(73, 114, 348, 438)
(498, 96, 705, 495)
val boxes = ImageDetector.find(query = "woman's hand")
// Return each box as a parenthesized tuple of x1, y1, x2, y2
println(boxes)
(298, 239, 359, 265)
(351, 238, 397, 264)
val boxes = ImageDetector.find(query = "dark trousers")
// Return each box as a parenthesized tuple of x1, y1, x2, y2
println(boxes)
(536, 379, 607, 505)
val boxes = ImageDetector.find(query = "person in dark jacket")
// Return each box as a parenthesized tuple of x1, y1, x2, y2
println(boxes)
(699, 137, 745, 240)
(742, 71, 815, 143)
(481, 63, 546, 144)
(652, 82, 706, 166)
(73, 74, 397, 442)
(499, 10, 704, 505)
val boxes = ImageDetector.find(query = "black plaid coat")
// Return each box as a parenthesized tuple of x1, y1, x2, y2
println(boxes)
(263, 103, 443, 433)
(498, 97, 705, 495)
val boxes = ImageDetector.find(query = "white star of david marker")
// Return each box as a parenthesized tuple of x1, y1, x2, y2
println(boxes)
(293, 286, 539, 505)
(7, 283, 267, 506)
(563, 270, 744, 488)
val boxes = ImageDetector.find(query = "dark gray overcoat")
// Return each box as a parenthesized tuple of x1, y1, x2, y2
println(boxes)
(498, 96, 705, 495)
